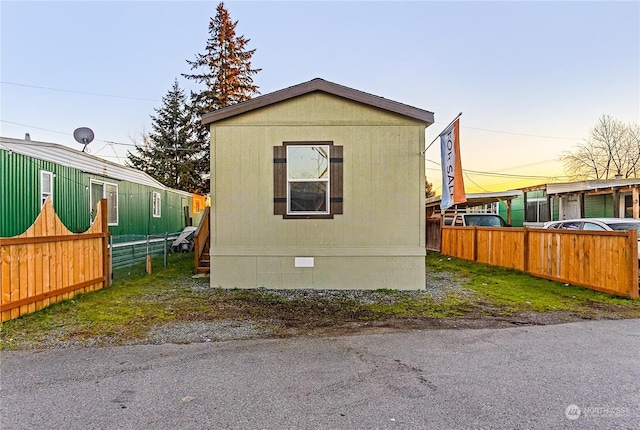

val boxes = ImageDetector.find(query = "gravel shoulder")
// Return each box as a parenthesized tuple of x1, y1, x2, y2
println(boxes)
(1, 266, 635, 350)
(119, 271, 607, 347)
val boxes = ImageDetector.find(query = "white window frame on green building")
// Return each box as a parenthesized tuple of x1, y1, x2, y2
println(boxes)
(90, 179, 118, 226)
(40, 170, 53, 207)
(152, 191, 161, 218)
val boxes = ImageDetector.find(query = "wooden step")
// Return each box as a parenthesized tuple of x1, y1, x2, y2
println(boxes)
(196, 252, 210, 274)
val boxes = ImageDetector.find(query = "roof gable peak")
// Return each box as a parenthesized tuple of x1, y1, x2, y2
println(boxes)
(201, 78, 434, 126)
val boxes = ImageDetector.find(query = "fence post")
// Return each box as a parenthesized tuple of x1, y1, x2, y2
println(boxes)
(472, 226, 478, 262)
(146, 235, 152, 275)
(108, 234, 113, 286)
(523, 227, 530, 274)
(439, 216, 443, 253)
(628, 229, 639, 299)
(164, 232, 168, 267)
(100, 199, 109, 288)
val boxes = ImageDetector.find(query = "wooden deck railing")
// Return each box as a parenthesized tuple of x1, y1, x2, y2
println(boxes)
(193, 206, 210, 273)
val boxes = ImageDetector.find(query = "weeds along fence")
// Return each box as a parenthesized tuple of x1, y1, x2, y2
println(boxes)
(0, 198, 110, 322)
(440, 226, 639, 299)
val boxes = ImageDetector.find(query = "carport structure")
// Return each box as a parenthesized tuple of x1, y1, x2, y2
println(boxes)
(425, 190, 522, 225)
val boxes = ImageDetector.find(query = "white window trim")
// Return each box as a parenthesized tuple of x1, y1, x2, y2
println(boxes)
(286, 145, 330, 216)
(152, 192, 161, 218)
(90, 179, 119, 226)
(40, 170, 54, 207)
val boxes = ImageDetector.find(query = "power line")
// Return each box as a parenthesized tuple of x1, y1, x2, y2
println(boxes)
(425, 120, 582, 141)
(464, 171, 490, 193)
(465, 168, 570, 180)
(1, 120, 69, 136)
(5, 81, 587, 141)
(426, 159, 569, 180)
(1, 120, 206, 152)
(1, 81, 160, 102)
(2, 119, 572, 179)
(460, 125, 581, 141)
(1, 120, 137, 146)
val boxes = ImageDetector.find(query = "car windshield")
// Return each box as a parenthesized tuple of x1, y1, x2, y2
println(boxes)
(466, 215, 505, 227)
(606, 223, 640, 240)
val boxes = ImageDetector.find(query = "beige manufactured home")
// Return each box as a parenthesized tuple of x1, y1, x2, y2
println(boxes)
(202, 78, 434, 290)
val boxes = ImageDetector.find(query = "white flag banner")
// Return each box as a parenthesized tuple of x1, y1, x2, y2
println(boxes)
(440, 119, 466, 210)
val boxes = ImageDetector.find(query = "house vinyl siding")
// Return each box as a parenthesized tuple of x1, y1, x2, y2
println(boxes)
(210, 92, 425, 127)
(212, 124, 424, 249)
(208, 88, 429, 290)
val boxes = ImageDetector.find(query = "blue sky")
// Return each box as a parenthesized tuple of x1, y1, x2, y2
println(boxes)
(1, 1, 638, 193)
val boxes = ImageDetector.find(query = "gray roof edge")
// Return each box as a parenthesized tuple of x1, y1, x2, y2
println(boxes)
(546, 178, 640, 194)
(202, 78, 435, 125)
(1, 136, 193, 195)
(426, 190, 523, 203)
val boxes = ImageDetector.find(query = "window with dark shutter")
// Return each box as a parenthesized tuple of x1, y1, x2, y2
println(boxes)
(273, 142, 343, 218)
(273, 146, 287, 215)
(330, 145, 343, 215)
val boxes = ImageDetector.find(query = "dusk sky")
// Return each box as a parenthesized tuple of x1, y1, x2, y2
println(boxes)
(1, 1, 638, 194)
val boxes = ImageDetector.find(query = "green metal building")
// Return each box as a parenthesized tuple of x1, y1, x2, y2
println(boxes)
(521, 180, 640, 225)
(1, 136, 198, 266)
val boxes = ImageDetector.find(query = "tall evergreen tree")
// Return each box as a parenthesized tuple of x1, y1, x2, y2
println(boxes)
(127, 79, 208, 194)
(183, 2, 261, 115)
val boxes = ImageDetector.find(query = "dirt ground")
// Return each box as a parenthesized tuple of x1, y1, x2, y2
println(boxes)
(2, 268, 635, 350)
(132, 271, 627, 347)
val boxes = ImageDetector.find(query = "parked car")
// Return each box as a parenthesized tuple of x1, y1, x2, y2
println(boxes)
(543, 217, 640, 259)
(444, 213, 510, 227)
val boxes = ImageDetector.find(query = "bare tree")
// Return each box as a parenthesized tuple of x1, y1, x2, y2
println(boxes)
(622, 121, 640, 178)
(561, 115, 640, 180)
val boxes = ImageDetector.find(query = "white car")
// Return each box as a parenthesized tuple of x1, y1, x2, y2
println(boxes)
(543, 217, 640, 258)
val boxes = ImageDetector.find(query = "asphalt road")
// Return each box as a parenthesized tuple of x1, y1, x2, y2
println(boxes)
(1, 320, 639, 430)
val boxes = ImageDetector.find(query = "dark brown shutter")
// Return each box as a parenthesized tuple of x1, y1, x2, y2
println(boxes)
(330, 145, 343, 215)
(273, 145, 287, 215)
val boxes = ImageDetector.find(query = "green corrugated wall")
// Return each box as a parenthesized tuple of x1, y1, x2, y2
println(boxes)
(1, 149, 88, 236)
(498, 196, 524, 227)
(1, 150, 189, 238)
(584, 194, 614, 218)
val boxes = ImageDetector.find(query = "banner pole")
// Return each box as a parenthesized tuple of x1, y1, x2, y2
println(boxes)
(421, 112, 463, 155)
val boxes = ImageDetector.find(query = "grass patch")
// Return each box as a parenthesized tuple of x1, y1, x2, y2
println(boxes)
(427, 252, 640, 317)
(0, 253, 201, 349)
(365, 293, 474, 318)
(2, 251, 639, 350)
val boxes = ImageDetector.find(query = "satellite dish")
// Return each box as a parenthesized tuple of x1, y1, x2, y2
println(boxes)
(74, 127, 94, 152)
